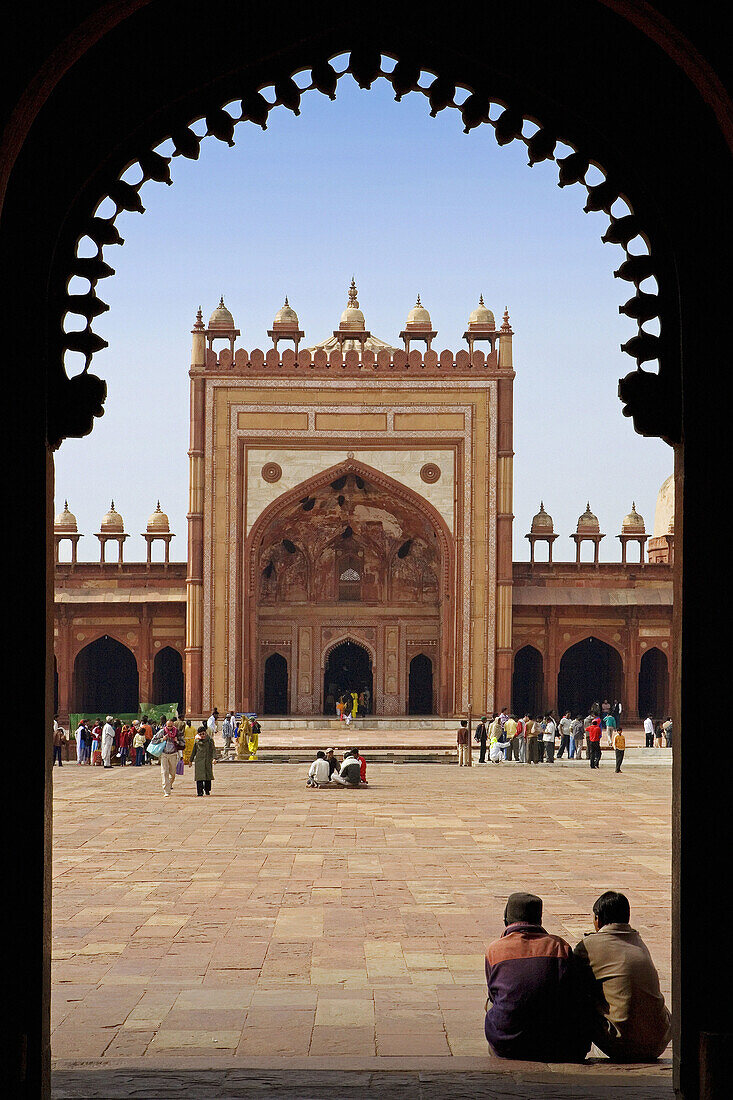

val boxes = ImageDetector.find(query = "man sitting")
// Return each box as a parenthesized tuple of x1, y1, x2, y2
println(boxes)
(335, 749, 361, 787)
(573, 891, 671, 1062)
(306, 750, 331, 788)
(352, 747, 368, 786)
(484, 892, 592, 1062)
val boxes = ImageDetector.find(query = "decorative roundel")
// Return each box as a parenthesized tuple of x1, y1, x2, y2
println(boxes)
(261, 462, 282, 483)
(420, 462, 441, 484)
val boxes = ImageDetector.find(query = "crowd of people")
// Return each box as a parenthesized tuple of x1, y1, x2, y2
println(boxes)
(460, 700, 671, 772)
(306, 747, 368, 788)
(484, 889, 671, 1064)
(330, 688, 371, 723)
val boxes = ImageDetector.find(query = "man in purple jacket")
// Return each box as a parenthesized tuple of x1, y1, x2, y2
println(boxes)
(484, 892, 592, 1062)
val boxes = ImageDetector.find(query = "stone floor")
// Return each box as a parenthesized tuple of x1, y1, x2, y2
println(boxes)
(51, 756, 673, 1098)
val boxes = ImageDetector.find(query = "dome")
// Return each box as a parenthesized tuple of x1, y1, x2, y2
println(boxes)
(621, 502, 645, 533)
(653, 474, 674, 537)
(530, 502, 554, 532)
(577, 502, 600, 533)
(101, 501, 124, 532)
(273, 296, 299, 328)
(147, 501, 170, 532)
(468, 294, 495, 329)
(208, 296, 235, 330)
(339, 278, 366, 330)
(406, 294, 432, 329)
(54, 500, 77, 532)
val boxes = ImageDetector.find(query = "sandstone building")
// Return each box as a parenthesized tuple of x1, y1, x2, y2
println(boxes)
(54, 287, 673, 722)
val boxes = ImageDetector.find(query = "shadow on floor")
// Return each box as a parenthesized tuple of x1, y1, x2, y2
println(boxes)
(52, 1066, 675, 1099)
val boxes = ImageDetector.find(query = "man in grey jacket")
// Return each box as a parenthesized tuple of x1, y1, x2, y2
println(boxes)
(573, 890, 671, 1062)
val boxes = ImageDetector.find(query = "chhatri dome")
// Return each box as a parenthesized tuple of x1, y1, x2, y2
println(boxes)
(621, 502, 645, 533)
(273, 296, 299, 329)
(531, 502, 554, 533)
(468, 294, 495, 329)
(208, 296, 235, 330)
(653, 474, 675, 535)
(339, 278, 366, 330)
(54, 501, 77, 532)
(405, 294, 432, 329)
(308, 278, 397, 354)
(146, 501, 170, 533)
(576, 502, 600, 533)
(101, 501, 124, 532)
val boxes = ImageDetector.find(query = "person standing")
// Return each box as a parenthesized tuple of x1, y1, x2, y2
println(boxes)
(571, 715, 585, 760)
(362, 686, 371, 714)
(248, 717, 261, 759)
(504, 714, 519, 761)
(613, 727, 626, 772)
(101, 716, 116, 769)
(153, 718, 185, 797)
(140, 715, 153, 762)
(662, 717, 672, 747)
(542, 713, 556, 763)
(587, 717, 602, 769)
(524, 715, 538, 764)
(222, 712, 234, 755)
(457, 720, 470, 767)
(75, 720, 88, 765)
(207, 707, 219, 741)
(603, 710, 617, 748)
(118, 724, 131, 766)
(52, 725, 67, 766)
(132, 725, 146, 766)
(476, 716, 488, 763)
(350, 691, 359, 720)
(654, 721, 664, 748)
(557, 712, 573, 759)
(190, 723, 215, 796)
(644, 713, 655, 748)
(91, 719, 102, 763)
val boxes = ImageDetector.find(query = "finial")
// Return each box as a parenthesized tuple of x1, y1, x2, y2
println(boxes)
(416, 293, 421, 306)
(156, 500, 161, 511)
(193, 305, 204, 331)
(284, 295, 289, 307)
(586, 501, 591, 512)
(501, 306, 511, 329)
(632, 500, 636, 510)
(219, 295, 225, 306)
(110, 500, 115, 510)
(64, 499, 69, 511)
(479, 293, 485, 306)
(540, 500, 544, 510)
(348, 277, 359, 308)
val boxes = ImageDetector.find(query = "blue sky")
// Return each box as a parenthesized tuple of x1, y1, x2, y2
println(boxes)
(56, 70, 671, 561)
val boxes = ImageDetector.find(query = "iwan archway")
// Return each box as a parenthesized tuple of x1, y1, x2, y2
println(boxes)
(244, 459, 453, 716)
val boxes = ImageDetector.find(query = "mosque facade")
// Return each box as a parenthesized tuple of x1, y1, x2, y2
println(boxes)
(53, 286, 674, 723)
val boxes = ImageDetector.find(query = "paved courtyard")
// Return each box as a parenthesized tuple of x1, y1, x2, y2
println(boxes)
(51, 754, 673, 1097)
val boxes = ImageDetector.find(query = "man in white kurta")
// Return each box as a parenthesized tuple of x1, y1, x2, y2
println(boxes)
(101, 716, 116, 768)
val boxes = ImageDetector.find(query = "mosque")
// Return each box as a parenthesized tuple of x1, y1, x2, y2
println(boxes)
(53, 284, 674, 724)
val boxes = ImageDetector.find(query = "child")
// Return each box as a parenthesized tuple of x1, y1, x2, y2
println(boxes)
(190, 724, 215, 796)
(132, 725, 146, 766)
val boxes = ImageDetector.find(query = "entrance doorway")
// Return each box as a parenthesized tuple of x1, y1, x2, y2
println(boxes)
(263, 653, 288, 714)
(408, 654, 433, 714)
(512, 645, 544, 717)
(152, 646, 184, 713)
(638, 647, 668, 718)
(72, 636, 139, 714)
(557, 637, 623, 717)
(324, 640, 373, 715)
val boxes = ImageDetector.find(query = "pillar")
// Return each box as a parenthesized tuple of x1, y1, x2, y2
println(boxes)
(186, 340, 205, 715)
(138, 607, 152, 706)
(495, 371, 514, 714)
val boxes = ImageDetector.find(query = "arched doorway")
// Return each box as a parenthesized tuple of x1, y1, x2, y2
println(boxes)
(408, 654, 433, 714)
(512, 646, 544, 717)
(152, 646, 184, 713)
(323, 640, 372, 714)
(557, 637, 623, 717)
(72, 636, 139, 715)
(638, 647, 668, 718)
(263, 652, 289, 714)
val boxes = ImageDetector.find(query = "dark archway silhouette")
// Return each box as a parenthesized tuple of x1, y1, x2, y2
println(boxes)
(324, 640, 372, 713)
(263, 652, 288, 714)
(639, 647, 668, 718)
(152, 646, 184, 712)
(557, 637, 623, 717)
(408, 653, 433, 714)
(512, 645, 544, 717)
(72, 636, 139, 714)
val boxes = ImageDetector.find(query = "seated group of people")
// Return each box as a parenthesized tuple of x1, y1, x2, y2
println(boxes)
(306, 747, 368, 788)
(485, 890, 671, 1064)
